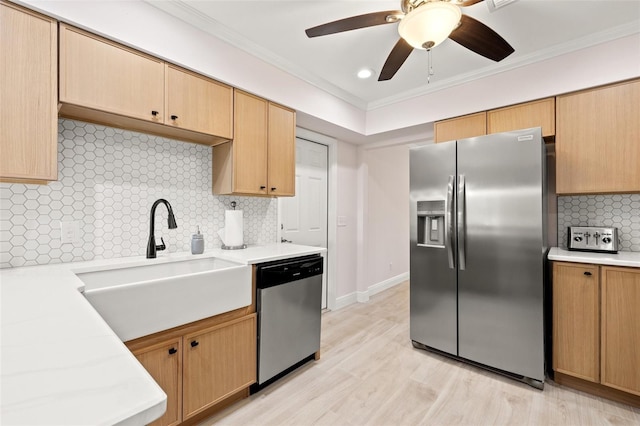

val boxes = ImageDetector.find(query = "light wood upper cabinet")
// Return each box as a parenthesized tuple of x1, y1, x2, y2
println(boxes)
(601, 266, 640, 396)
(556, 79, 640, 194)
(182, 314, 256, 420)
(59, 24, 165, 123)
(132, 338, 183, 426)
(0, 1, 57, 183)
(267, 103, 296, 196)
(487, 98, 555, 138)
(58, 24, 232, 145)
(232, 91, 269, 195)
(213, 90, 296, 197)
(434, 112, 487, 143)
(165, 65, 233, 139)
(553, 262, 600, 382)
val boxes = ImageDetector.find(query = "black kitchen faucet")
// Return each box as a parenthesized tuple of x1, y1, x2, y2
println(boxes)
(146, 199, 177, 258)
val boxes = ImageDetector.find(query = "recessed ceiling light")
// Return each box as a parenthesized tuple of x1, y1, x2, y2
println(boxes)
(357, 68, 374, 79)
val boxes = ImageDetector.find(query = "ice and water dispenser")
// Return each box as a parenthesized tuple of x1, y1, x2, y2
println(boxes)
(416, 200, 445, 247)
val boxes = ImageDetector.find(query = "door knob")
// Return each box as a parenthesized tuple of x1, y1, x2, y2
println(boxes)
(190, 340, 199, 348)
(170, 115, 178, 120)
(168, 347, 177, 355)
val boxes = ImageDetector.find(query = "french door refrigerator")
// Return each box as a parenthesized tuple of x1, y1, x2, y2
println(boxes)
(409, 127, 547, 388)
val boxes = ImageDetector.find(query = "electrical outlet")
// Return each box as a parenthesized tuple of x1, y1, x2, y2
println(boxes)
(60, 220, 81, 244)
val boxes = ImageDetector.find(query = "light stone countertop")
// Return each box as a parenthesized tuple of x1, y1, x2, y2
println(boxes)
(548, 247, 640, 268)
(0, 243, 325, 425)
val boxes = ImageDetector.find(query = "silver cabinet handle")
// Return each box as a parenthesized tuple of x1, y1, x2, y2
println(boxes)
(458, 175, 466, 271)
(446, 175, 456, 269)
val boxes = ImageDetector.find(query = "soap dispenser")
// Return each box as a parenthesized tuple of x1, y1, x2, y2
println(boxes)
(191, 226, 204, 254)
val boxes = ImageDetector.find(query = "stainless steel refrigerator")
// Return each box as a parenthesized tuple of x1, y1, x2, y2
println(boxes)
(410, 127, 547, 388)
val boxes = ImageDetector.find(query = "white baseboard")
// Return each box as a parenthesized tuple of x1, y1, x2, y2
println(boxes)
(368, 272, 409, 297)
(332, 272, 409, 311)
(334, 292, 357, 310)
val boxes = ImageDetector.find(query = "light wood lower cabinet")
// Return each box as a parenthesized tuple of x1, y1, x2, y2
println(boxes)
(132, 339, 182, 426)
(552, 262, 600, 382)
(601, 266, 640, 396)
(553, 262, 640, 402)
(126, 311, 256, 425)
(183, 315, 256, 419)
(0, 1, 57, 183)
(434, 112, 486, 143)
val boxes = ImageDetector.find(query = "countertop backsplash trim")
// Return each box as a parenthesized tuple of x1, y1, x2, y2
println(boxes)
(0, 119, 277, 269)
(557, 194, 640, 252)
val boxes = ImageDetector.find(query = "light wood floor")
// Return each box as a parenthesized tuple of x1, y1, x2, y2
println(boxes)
(199, 281, 639, 425)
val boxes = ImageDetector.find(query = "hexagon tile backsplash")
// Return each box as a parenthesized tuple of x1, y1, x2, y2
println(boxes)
(557, 195, 640, 251)
(0, 119, 277, 269)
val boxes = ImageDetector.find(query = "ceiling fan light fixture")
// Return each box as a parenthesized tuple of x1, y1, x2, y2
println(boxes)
(398, 2, 461, 50)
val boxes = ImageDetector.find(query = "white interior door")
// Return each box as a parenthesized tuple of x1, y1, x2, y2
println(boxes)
(280, 138, 328, 308)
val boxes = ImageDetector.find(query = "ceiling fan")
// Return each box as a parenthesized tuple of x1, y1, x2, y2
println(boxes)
(305, 0, 515, 81)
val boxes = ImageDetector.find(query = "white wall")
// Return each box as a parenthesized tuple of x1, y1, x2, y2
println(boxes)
(335, 141, 358, 300)
(360, 145, 410, 294)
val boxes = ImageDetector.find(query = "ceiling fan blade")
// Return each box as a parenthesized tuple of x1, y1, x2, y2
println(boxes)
(378, 38, 414, 81)
(305, 10, 403, 38)
(450, 0, 485, 6)
(448, 14, 514, 61)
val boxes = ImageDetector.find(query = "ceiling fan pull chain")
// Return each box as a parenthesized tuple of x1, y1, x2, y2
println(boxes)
(427, 48, 435, 83)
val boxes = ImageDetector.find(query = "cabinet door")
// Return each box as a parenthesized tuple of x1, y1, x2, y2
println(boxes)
(267, 103, 296, 196)
(233, 91, 268, 195)
(165, 65, 233, 138)
(434, 112, 486, 143)
(59, 24, 164, 123)
(556, 79, 640, 194)
(132, 339, 182, 426)
(0, 1, 57, 182)
(552, 262, 600, 382)
(487, 98, 555, 138)
(182, 314, 256, 420)
(601, 266, 640, 396)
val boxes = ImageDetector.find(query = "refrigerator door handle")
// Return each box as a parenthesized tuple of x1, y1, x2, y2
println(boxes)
(446, 175, 456, 269)
(458, 175, 466, 270)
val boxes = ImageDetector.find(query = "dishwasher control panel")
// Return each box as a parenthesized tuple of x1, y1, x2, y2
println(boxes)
(257, 255, 324, 288)
(568, 226, 618, 253)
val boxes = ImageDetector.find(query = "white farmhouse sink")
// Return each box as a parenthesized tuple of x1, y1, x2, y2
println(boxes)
(77, 258, 251, 341)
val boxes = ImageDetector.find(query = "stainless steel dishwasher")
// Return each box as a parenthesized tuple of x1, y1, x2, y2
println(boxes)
(254, 254, 323, 389)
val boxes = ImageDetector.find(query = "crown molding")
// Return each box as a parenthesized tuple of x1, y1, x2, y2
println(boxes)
(146, 1, 639, 112)
(367, 21, 640, 110)
(145, 0, 369, 110)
